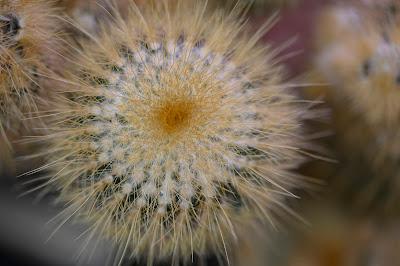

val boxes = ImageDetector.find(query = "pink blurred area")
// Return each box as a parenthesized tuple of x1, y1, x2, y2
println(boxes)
(256, 0, 334, 76)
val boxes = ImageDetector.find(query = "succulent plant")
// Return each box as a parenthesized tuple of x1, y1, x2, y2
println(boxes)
(0, 0, 60, 136)
(40, 1, 315, 264)
(313, 4, 400, 211)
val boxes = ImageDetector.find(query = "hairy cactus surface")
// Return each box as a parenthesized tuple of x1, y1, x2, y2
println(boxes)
(41, 1, 314, 264)
(0, 0, 59, 135)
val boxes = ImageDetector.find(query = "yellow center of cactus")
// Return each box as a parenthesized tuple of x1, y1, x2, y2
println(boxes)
(156, 99, 195, 135)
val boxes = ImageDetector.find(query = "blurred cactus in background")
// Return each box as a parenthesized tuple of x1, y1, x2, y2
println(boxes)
(0, 0, 60, 135)
(309, 1, 400, 213)
(0, 0, 64, 176)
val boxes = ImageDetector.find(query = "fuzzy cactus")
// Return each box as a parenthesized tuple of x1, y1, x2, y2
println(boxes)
(40, 1, 315, 264)
(0, 0, 60, 136)
(312, 4, 400, 211)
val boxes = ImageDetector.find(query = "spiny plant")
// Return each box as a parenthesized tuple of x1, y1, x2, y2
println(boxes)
(313, 4, 400, 211)
(39, 1, 315, 265)
(0, 0, 60, 139)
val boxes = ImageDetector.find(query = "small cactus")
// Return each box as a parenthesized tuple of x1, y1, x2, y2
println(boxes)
(41, 1, 314, 264)
(0, 0, 60, 136)
(313, 4, 400, 211)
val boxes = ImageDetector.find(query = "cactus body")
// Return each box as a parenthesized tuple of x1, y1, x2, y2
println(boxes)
(0, 0, 59, 134)
(313, 4, 400, 211)
(42, 1, 314, 264)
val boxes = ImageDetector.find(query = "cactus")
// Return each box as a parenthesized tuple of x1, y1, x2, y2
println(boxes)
(41, 1, 315, 264)
(313, 4, 400, 211)
(0, 0, 60, 136)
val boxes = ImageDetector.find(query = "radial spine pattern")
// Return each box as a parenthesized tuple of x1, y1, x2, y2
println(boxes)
(45, 1, 312, 264)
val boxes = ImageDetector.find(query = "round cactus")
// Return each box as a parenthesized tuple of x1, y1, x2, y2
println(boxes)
(339, 27, 400, 209)
(313, 4, 400, 211)
(0, 0, 59, 135)
(43, 1, 314, 264)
